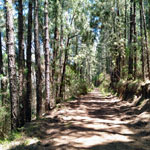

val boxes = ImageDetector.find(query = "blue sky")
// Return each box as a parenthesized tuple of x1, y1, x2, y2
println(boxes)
(0, 0, 4, 9)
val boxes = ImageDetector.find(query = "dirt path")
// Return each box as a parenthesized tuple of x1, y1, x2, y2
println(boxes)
(9, 89, 150, 150)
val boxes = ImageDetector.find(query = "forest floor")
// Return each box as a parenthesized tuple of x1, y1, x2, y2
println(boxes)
(1, 89, 150, 150)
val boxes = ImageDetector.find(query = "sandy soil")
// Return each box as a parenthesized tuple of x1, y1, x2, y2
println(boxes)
(7, 89, 150, 150)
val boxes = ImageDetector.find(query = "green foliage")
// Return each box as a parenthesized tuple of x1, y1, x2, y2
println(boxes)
(0, 105, 10, 139)
(0, 106, 7, 121)
(0, 130, 23, 145)
(0, 76, 10, 139)
(65, 65, 89, 98)
(98, 73, 112, 95)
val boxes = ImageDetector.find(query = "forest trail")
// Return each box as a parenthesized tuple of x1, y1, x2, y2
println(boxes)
(9, 89, 150, 150)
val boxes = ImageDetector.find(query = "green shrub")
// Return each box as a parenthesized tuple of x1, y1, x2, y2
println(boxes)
(65, 65, 89, 99)
(98, 73, 112, 95)
(0, 105, 10, 139)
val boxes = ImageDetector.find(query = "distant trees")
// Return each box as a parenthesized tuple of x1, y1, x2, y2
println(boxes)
(92, 0, 150, 83)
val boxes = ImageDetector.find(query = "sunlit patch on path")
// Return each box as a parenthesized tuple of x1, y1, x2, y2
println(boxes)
(8, 89, 150, 150)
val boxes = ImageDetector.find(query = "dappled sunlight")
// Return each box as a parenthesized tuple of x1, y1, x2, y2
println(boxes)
(47, 108, 134, 148)
(7, 89, 150, 150)
(50, 126, 133, 148)
(135, 112, 150, 122)
(37, 90, 149, 149)
(1, 137, 39, 150)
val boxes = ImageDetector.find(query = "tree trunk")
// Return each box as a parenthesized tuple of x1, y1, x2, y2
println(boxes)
(34, 0, 43, 118)
(5, 0, 19, 130)
(124, 0, 127, 47)
(26, 0, 32, 122)
(0, 32, 4, 106)
(59, 37, 70, 100)
(133, 1, 137, 79)
(18, 0, 25, 126)
(141, 0, 150, 79)
(44, 0, 50, 111)
(128, 0, 134, 78)
(75, 36, 78, 72)
(149, 7, 150, 30)
(52, 0, 59, 101)
(115, 0, 121, 81)
(57, 0, 64, 103)
(140, 2, 145, 81)
(0, 32, 3, 76)
(122, 0, 127, 79)
(0, 33, 7, 134)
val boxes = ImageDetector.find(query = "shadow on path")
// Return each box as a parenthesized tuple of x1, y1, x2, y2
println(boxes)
(9, 89, 150, 150)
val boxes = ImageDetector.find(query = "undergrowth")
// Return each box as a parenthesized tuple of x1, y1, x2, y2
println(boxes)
(0, 130, 23, 144)
(98, 73, 113, 96)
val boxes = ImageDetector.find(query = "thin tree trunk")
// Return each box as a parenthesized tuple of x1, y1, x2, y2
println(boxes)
(5, 0, 19, 130)
(26, 0, 32, 122)
(128, 0, 134, 78)
(75, 36, 78, 72)
(59, 37, 70, 100)
(124, 0, 127, 46)
(0, 32, 3, 76)
(57, 0, 64, 103)
(59, 34, 78, 98)
(52, 0, 59, 101)
(122, 0, 127, 79)
(133, 1, 137, 79)
(140, 1, 145, 81)
(141, 0, 150, 79)
(0, 33, 7, 134)
(52, 0, 58, 79)
(149, 7, 150, 30)
(34, 0, 43, 118)
(0, 32, 4, 106)
(116, 0, 121, 81)
(18, 0, 25, 126)
(113, 0, 116, 33)
(44, 0, 50, 111)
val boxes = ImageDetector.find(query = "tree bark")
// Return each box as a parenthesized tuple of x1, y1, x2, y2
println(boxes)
(75, 36, 78, 72)
(116, 0, 121, 80)
(122, 0, 127, 79)
(44, 0, 50, 111)
(133, 1, 137, 79)
(140, 4, 145, 81)
(59, 37, 70, 100)
(0, 32, 3, 76)
(128, 0, 134, 78)
(124, 0, 127, 46)
(0, 32, 4, 106)
(5, 0, 19, 130)
(34, 0, 43, 118)
(52, 0, 59, 102)
(18, 0, 25, 126)
(57, 0, 64, 103)
(26, 0, 32, 122)
(141, 0, 150, 79)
